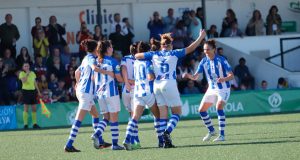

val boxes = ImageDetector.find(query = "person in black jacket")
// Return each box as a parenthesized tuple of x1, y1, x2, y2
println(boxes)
(47, 15, 66, 54)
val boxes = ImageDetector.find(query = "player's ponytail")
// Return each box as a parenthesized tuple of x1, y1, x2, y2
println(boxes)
(137, 41, 151, 53)
(130, 42, 138, 55)
(98, 40, 112, 62)
(204, 39, 216, 49)
(160, 33, 173, 46)
(80, 39, 98, 52)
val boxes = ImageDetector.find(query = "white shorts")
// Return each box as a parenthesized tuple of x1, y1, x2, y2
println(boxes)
(199, 89, 230, 107)
(133, 93, 156, 109)
(76, 92, 95, 111)
(154, 80, 182, 107)
(97, 95, 121, 113)
(122, 91, 133, 112)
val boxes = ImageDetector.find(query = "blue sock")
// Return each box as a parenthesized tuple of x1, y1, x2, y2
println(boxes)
(125, 119, 136, 144)
(154, 118, 164, 143)
(110, 122, 119, 146)
(199, 112, 215, 133)
(217, 110, 225, 136)
(134, 124, 140, 143)
(166, 114, 180, 134)
(66, 120, 81, 147)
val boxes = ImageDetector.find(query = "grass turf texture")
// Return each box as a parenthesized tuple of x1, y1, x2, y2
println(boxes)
(1, 113, 299, 160)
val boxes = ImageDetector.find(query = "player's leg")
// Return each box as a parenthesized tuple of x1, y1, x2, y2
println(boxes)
(199, 92, 217, 141)
(23, 104, 29, 129)
(31, 104, 40, 129)
(150, 101, 164, 147)
(213, 90, 230, 142)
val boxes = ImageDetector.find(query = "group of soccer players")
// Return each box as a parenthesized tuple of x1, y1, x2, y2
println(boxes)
(64, 28, 235, 152)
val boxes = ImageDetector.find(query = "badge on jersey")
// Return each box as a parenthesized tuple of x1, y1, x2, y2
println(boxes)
(116, 65, 121, 71)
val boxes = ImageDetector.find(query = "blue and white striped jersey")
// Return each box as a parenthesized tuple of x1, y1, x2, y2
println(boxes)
(144, 49, 185, 81)
(77, 53, 96, 95)
(133, 59, 154, 97)
(196, 55, 232, 90)
(94, 56, 121, 98)
(121, 55, 135, 93)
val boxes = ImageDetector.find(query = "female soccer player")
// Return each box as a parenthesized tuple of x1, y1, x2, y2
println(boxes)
(93, 40, 125, 150)
(184, 39, 234, 142)
(19, 62, 42, 129)
(64, 39, 113, 152)
(135, 29, 206, 148)
(122, 41, 161, 150)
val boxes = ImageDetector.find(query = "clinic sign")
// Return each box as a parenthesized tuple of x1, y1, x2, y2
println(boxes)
(0, 106, 17, 130)
(289, 1, 300, 13)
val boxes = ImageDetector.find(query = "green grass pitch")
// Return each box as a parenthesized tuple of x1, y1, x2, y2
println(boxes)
(1, 113, 299, 160)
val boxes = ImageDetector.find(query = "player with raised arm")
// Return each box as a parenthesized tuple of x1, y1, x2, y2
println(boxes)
(64, 39, 114, 152)
(92, 40, 125, 150)
(184, 39, 234, 142)
(135, 29, 206, 148)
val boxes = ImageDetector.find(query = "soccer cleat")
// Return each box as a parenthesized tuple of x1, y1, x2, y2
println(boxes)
(163, 132, 176, 148)
(202, 131, 216, 141)
(132, 142, 141, 149)
(111, 144, 125, 150)
(24, 125, 28, 130)
(33, 124, 41, 129)
(123, 141, 132, 151)
(213, 135, 225, 142)
(99, 141, 112, 149)
(64, 146, 81, 152)
(91, 134, 100, 149)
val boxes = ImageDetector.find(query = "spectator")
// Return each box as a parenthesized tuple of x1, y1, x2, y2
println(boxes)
(3, 48, 16, 72)
(18, 62, 41, 129)
(41, 90, 52, 104)
(182, 10, 192, 28)
(234, 57, 255, 89)
(246, 10, 264, 36)
(52, 79, 67, 102)
(37, 74, 48, 92)
(172, 20, 188, 49)
(261, 80, 268, 90)
(266, 5, 282, 35)
(163, 8, 177, 33)
(110, 13, 128, 36)
(196, 7, 205, 28)
(93, 24, 105, 41)
(217, 47, 227, 59)
(60, 45, 72, 68)
(31, 17, 47, 40)
(46, 47, 61, 69)
(0, 13, 20, 58)
(188, 10, 202, 41)
(65, 56, 78, 71)
(207, 24, 219, 39)
(64, 66, 76, 89)
(109, 24, 126, 56)
(183, 80, 200, 94)
(33, 29, 49, 58)
(47, 15, 66, 53)
(277, 77, 288, 89)
(48, 73, 58, 93)
(48, 56, 66, 80)
(0, 58, 10, 105)
(16, 47, 33, 70)
(147, 11, 164, 40)
(76, 22, 93, 60)
(223, 21, 243, 37)
(33, 55, 47, 80)
(220, 9, 237, 37)
(122, 17, 135, 55)
(6, 70, 22, 104)
(66, 80, 77, 102)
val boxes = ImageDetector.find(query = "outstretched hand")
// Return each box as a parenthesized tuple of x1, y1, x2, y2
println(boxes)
(199, 29, 206, 40)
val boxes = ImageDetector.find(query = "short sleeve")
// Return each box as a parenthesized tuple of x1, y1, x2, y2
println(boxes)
(144, 51, 154, 60)
(222, 59, 232, 72)
(18, 71, 25, 80)
(112, 59, 121, 74)
(121, 57, 126, 66)
(146, 61, 154, 74)
(171, 49, 186, 58)
(31, 72, 37, 79)
(196, 59, 204, 74)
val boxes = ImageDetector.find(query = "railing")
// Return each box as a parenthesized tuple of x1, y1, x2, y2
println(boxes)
(266, 37, 300, 72)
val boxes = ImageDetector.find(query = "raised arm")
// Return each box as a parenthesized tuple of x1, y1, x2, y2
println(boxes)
(135, 53, 145, 59)
(185, 29, 206, 54)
